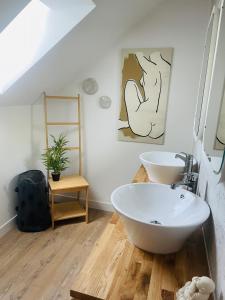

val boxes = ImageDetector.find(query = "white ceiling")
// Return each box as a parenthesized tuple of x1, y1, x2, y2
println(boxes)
(0, 0, 164, 105)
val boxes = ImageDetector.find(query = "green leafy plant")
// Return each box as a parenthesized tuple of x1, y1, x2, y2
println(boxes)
(42, 134, 69, 175)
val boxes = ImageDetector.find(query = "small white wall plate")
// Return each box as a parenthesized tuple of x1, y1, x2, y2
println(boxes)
(99, 96, 111, 109)
(82, 78, 98, 95)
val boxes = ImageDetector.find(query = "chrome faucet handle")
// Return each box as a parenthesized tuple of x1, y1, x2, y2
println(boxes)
(180, 172, 189, 183)
(188, 172, 199, 194)
(182, 170, 197, 179)
(189, 172, 198, 181)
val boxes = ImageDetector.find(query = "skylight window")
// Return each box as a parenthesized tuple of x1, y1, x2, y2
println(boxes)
(0, 0, 95, 95)
(0, 0, 49, 94)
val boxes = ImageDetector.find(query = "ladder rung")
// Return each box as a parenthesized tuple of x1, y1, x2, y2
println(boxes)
(48, 146, 80, 151)
(65, 147, 80, 150)
(47, 122, 79, 126)
(45, 95, 79, 100)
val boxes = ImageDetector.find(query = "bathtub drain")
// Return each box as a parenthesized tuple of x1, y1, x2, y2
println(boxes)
(149, 220, 162, 225)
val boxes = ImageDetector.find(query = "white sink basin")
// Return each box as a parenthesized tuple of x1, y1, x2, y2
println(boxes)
(111, 183, 210, 254)
(139, 151, 197, 184)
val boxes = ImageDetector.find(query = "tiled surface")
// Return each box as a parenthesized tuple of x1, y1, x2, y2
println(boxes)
(195, 141, 225, 300)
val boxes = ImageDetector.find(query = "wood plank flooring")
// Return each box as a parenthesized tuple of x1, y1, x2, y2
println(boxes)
(0, 166, 211, 300)
(0, 210, 111, 300)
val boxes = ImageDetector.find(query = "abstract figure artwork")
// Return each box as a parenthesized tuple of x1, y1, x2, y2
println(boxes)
(118, 48, 173, 144)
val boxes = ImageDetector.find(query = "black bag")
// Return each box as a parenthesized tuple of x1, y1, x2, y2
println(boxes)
(15, 170, 51, 232)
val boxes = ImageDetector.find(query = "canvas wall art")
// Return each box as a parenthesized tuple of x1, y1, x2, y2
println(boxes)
(118, 48, 173, 144)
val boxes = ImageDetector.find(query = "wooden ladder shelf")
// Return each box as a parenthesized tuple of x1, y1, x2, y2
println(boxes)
(44, 93, 89, 229)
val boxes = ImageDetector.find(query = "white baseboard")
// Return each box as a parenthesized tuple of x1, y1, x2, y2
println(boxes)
(88, 200, 114, 212)
(0, 215, 16, 238)
(0, 200, 113, 239)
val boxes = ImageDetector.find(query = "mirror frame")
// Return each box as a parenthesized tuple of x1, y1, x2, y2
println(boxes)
(193, 9, 215, 139)
(202, 0, 225, 174)
(194, 4, 221, 141)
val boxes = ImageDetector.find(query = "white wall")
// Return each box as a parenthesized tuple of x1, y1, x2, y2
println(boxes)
(31, 100, 46, 174)
(0, 106, 32, 236)
(58, 0, 210, 209)
(31, 98, 82, 178)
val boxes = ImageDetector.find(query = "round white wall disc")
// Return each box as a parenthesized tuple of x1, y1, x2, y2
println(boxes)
(99, 96, 111, 109)
(82, 78, 98, 95)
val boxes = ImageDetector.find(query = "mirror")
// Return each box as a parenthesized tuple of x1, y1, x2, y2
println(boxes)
(194, 6, 220, 139)
(203, 2, 225, 173)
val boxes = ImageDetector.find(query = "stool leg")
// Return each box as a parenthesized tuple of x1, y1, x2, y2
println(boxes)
(85, 187, 89, 224)
(51, 193, 55, 229)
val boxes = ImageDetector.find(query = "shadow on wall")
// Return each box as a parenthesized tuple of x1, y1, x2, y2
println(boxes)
(203, 211, 217, 296)
(218, 167, 225, 300)
(5, 153, 33, 224)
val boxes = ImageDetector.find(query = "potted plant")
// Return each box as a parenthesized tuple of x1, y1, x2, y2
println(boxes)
(42, 134, 69, 181)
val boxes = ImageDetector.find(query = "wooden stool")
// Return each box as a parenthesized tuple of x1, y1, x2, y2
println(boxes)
(48, 175, 89, 229)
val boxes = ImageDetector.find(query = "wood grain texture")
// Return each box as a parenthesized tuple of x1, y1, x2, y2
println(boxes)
(49, 175, 89, 228)
(0, 210, 111, 300)
(53, 201, 86, 221)
(46, 122, 80, 126)
(45, 95, 79, 100)
(132, 165, 149, 183)
(70, 166, 210, 300)
(49, 175, 89, 192)
(71, 218, 127, 300)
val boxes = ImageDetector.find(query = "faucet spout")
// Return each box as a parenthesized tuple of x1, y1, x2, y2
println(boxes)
(175, 152, 187, 162)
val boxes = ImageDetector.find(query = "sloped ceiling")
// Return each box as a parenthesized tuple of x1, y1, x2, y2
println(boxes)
(0, 0, 164, 105)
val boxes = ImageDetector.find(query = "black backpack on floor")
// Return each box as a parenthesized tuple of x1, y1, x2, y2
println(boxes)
(15, 170, 51, 232)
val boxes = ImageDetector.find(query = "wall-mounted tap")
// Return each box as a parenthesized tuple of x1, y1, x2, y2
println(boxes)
(171, 152, 198, 193)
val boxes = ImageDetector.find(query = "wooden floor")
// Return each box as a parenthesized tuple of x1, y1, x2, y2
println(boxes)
(0, 167, 211, 300)
(0, 210, 111, 300)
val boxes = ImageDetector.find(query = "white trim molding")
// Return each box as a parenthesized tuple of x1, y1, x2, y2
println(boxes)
(0, 215, 16, 238)
(87, 199, 114, 212)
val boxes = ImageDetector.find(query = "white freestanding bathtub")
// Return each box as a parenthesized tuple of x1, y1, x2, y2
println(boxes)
(111, 183, 210, 254)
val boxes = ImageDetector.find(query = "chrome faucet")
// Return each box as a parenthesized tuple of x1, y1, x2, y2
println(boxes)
(171, 152, 198, 193)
